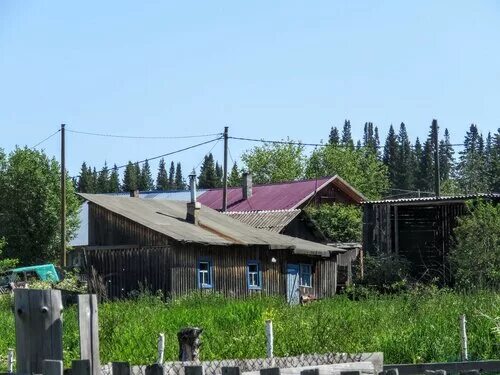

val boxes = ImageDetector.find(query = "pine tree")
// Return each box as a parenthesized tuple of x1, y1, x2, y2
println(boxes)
(156, 158, 168, 190)
(90, 167, 98, 193)
(198, 153, 218, 188)
(329, 127, 340, 146)
(139, 160, 154, 191)
(394, 123, 414, 190)
(439, 128, 455, 182)
(413, 138, 427, 193)
(174, 162, 184, 190)
(109, 164, 120, 193)
(458, 124, 489, 193)
(77, 162, 92, 193)
(363, 122, 378, 154)
(341, 120, 354, 148)
(490, 128, 500, 192)
(168, 161, 175, 190)
(374, 126, 381, 158)
(382, 125, 399, 188)
(215, 162, 223, 188)
(122, 161, 138, 191)
(96, 162, 110, 193)
(228, 162, 241, 187)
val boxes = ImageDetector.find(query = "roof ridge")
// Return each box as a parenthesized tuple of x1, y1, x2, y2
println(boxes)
(203, 176, 336, 191)
(224, 209, 301, 214)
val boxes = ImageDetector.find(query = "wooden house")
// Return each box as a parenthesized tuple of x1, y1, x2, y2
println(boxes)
(362, 194, 500, 283)
(73, 193, 343, 303)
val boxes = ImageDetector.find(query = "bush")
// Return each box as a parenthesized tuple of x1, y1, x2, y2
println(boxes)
(450, 200, 500, 290)
(305, 204, 362, 242)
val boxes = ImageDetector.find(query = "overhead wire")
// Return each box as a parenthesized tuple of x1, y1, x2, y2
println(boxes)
(31, 129, 61, 149)
(66, 129, 222, 140)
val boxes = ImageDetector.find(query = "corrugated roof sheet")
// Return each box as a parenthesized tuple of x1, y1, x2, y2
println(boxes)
(198, 176, 366, 211)
(79, 194, 343, 257)
(223, 209, 301, 233)
(362, 193, 500, 205)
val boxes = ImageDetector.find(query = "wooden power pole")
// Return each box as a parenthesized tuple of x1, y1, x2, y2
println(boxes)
(60, 124, 66, 267)
(222, 126, 228, 212)
(432, 119, 440, 198)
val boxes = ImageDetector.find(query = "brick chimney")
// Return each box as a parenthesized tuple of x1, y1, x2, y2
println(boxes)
(186, 170, 201, 225)
(130, 190, 139, 198)
(242, 172, 252, 199)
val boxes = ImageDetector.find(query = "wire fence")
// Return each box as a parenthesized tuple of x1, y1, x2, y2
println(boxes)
(100, 352, 382, 375)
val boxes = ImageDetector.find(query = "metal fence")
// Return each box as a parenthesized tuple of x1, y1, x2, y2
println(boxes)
(100, 352, 383, 375)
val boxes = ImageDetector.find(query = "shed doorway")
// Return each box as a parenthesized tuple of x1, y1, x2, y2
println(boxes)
(286, 264, 300, 304)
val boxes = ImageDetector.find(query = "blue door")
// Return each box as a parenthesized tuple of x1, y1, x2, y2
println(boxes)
(287, 264, 300, 305)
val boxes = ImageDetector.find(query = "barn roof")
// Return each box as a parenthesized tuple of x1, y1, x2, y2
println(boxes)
(198, 175, 366, 211)
(79, 194, 343, 257)
(362, 193, 500, 205)
(223, 209, 302, 233)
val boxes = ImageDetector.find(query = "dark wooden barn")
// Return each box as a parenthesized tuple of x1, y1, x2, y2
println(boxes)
(362, 194, 500, 283)
(72, 194, 343, 302)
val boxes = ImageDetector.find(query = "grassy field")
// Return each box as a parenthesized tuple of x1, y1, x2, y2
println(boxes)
(0, 289, 499, 368)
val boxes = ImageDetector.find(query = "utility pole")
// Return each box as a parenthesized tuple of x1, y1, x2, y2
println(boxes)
(222, 126, 228, 212)
(432, 119, 440, 197)
(60, 124, 66, 267)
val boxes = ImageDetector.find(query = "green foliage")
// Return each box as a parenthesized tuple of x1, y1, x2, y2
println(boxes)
(122, 161, 139, 192)
(0, 147, 80, 265)
(0, 238, 18, 273)
(356, 253, 412, 291)
(305, 204, 361, 242)
(0, 291, 499, 369)
(156, 158, 169, 190)
(198, 153, 219, 188)
(306, 145, 388, 199)
(139, 160, 154, 191)
(241, 142, 305, 184)
(174, 162, 184, 190)
(228, 162, 241, 187)
(450, 201, 500, 290)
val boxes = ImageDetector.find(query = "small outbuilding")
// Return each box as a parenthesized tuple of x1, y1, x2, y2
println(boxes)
(72, 193, 343, 303)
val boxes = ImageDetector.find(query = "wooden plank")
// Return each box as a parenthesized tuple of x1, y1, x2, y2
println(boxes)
(245, 363, 374, 375)
(222, 367, 241, 375)
(145, 364, 164, 375)
(112, 362, 131, 375)
(185, 366, 204, 375)
(259, 369, 280, 375)
(384, 360, 500, 375)
(72, 360, 91, 375)
(43, 360, 63, 375)
(78, 295, 101, 375)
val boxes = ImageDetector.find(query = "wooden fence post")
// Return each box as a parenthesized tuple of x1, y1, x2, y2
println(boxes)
(221, 367, 241, 375)
(7, 349, 14, 373)
(15, 289, 63, 375)
(72, 360, 91, 375)
(42, 360, 63, 375)
(460, 314, 468, 361)
(77, 295, 101, 375)
(265, 320, 273, 359)
(260, 369, 280, 375)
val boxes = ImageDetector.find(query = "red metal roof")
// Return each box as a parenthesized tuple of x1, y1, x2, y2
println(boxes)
(198, 177, 337, 211)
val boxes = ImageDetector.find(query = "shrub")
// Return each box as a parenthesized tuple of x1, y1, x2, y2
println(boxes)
(305, 204, 362, 242)
(449, 200, 500, 290)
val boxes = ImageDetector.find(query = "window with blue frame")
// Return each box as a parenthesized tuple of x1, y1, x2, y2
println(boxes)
(198, 259, 213, 288)
(299, 264, 312, 287)
(247, 261, 262, 289)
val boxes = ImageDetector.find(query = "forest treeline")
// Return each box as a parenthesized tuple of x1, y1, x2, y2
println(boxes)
(75, 121, 500, 198)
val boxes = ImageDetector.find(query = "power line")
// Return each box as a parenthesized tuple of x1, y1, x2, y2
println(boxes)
(31, 129, 61, 149)
(195, 137, 222, 170)
(71, 136, 222, 179)
(67, 128, 222, 140)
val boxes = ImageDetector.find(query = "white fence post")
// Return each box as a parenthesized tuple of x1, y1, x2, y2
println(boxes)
(266, 320, 274, 359)
(460, 314, 469, 361)
(157, 333, 165, 364)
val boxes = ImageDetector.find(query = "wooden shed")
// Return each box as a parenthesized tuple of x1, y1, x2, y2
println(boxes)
(73, 194, 343, 302)
(362, 194, 500, 283)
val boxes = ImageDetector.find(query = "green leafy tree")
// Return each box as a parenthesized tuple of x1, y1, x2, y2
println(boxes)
(0, 238, 18, 273)
(0, 147, 80, 265)
(168, 161, 175, 190)
(96, 162, 109, 193)
(450, 200, 500, 290)
(156, 158, 168, 190)
(306, 145, 388, 199)
(328, 126, 340, 146)
(174, 162, 184, 190)
(139, 160, 154, 191)
(122, 161, 138, 191)
(109, 164, 120, 193)
(241, 141, 305, 184)
(383, 125, 399, 188)
(306, 204, 362, 242)
(198, 153, 219, 188)
(228, 162, 241, 187)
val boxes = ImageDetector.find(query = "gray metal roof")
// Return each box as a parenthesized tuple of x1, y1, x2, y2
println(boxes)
(223, 210, 301, 233)
(79, 194, 343, 257)
(362, 193, 500, 205)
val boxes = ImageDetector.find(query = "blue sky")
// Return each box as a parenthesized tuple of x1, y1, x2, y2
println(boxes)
(1, 1, 499, 178)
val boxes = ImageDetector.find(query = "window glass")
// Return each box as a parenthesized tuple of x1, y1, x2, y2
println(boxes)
(247, 262, 261, 289)
(198, 261, 212, 288)
(299, 264, 312, 287)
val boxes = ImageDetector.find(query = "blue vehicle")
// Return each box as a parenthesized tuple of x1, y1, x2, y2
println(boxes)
(0, 264, 62, 293)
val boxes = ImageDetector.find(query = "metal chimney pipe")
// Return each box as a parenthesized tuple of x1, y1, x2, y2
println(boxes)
(189, 169, 197, 203)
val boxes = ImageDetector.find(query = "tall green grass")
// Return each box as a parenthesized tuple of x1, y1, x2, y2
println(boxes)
(0, 290, 498, 368)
